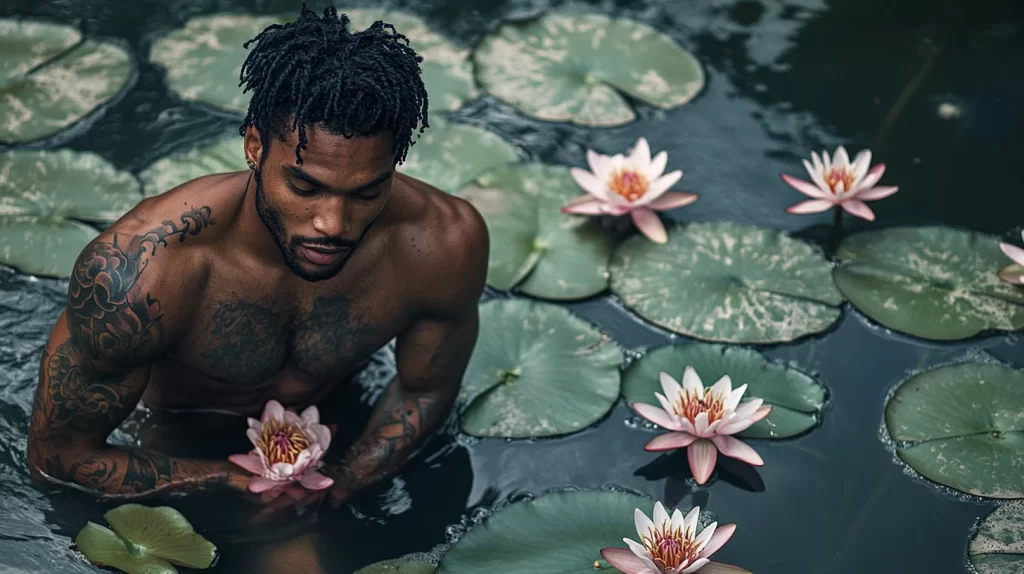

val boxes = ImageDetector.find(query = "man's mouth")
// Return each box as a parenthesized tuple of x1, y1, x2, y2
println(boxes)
(299, 244, 347, 266)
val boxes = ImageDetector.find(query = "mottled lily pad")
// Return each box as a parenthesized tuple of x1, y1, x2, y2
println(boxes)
(835, 227, 1024, 341)
(1, 19, 132, 143)
(355, 558, 437, 574)
(151, 11, 476, 115)
(139, 134, 246, 197)
(398, 116, 518, 193)
(0, 149, 143, 277)
(437, 490, 651, 573)
(885, 363, 1024, 499)
(458, 163, 615, 300)
(970, 501, 1024, 574)
(458, 299, 622, 438)
(623, 343, 827, 439)
(76, 522, 178, 574)
(472, 13, 704, 126)
(609, 221, 844, 344)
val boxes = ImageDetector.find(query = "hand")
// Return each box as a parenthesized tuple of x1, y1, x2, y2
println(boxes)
(247, 481, 329, 526)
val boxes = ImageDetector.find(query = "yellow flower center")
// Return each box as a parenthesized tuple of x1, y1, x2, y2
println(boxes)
(641, 521, 701, 570)
(823, 166, 857, 194)
(673, 387, 727, 426)
(258, 419, 310, 465)
(607, 168, 649, 203)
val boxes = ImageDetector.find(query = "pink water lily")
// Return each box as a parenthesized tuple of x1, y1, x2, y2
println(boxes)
(633, 367, 771, 485)
(601, 502, 750, 574)
(783, 146, 898, 221)
(999, 231, 1024, 285)
(561, 137, 698, 244)
(228, 399, 334, 493)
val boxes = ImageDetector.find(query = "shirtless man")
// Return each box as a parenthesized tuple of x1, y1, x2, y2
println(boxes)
(25, 4, 487, 514)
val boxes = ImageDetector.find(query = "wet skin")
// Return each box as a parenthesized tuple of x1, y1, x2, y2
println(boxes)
(24, 124, 489, 506)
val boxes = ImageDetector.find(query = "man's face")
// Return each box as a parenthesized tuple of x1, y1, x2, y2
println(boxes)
(245, 125, 395, 282)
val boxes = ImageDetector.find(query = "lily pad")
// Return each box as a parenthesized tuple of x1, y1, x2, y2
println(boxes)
(0, 149, 143, 277)
(609, 221, 844, 344)
(459, 299, 622, 438)
(437, 490, 651, 573)
(76, 522, 178, 574)
(472, 13, 704, 126)
(623, 343, 827, 439)
(355, 558, 437, 574)
(151, 11, 475, 115)
(458, 163, 615, 300)
(398, 116, 518, 194)
(834, 227, 1024, 341)
(103, 504, 217, 568)
(970, 501, 1024, 574)
(1, 19, 132, 143)
(139, 134, 246, 197)
(885, 363, 1024, 499)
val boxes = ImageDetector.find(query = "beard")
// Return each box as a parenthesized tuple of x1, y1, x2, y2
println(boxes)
(253, 169, 354, 283)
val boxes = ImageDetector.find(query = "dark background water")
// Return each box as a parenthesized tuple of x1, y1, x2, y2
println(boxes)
(1, 0, 1023, 572)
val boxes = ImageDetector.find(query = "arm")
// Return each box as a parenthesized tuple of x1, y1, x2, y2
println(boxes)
(26, 211, 244, 498)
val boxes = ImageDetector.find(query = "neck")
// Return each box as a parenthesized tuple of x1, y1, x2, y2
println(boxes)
(234, 169, 289, 269)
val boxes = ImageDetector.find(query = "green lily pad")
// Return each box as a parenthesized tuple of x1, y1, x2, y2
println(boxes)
(355, 558, 437, 574)
(459, 299, 622, 438)
(139, 134, 246, 197)
(609, 221, 844, 344)
(834, 227, 1024, 341)
(398, 116, 518, 193)
(151, 11, 475, 115)
(623, 343, 827, 439)
(472, 13, 704, 126)
(1, 19, 132, 143)
(437, 490, 651, 573)
(885, 363, 1024, 499)
(75, 522, 178, 574)
(0, 149, 143, 277)
(103, 504, 217, 568)
(458, 163, 615, 300)
(970, 501, 1024, 574)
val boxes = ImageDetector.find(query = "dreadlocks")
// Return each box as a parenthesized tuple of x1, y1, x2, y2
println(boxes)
(237, 3, 429, 166)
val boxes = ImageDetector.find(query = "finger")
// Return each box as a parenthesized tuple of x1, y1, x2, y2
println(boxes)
(258, 486, 287, 504)
(250, 490, 304, 526)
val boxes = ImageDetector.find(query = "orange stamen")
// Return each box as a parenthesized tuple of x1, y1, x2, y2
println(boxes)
(608, 169, 649, 203)
(673, 387, 727, 425)
(257, 419, 310, 465)
(641, 521, 702, 570)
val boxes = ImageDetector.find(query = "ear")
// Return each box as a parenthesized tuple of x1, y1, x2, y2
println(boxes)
(243, 125, 265, 168)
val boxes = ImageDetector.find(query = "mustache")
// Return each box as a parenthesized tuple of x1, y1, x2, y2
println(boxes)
(293, 236, 358, 249)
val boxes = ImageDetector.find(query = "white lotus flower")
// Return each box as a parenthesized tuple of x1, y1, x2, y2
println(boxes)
(999, 230, 1024, 285)
(562, 137, 698, 244)
(601, 502, 749, 574)
(783, 145, 898, 221)
(632, 367, 772, 484)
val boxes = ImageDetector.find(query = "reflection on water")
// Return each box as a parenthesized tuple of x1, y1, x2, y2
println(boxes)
(1, 0, 1023, 572)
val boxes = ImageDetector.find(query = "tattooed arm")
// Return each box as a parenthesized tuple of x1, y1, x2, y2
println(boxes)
(26, 209, 243, 498)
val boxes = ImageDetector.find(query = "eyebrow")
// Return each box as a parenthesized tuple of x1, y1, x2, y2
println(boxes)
(284, 166, 393, 194)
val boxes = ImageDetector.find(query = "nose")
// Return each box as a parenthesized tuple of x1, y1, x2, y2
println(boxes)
(311, 196, 350, 237)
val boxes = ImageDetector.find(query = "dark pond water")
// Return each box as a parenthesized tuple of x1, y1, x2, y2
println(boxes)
(1, 0, 1023, 572)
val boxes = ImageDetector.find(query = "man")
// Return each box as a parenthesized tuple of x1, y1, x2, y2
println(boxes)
(25, 4, 487, 514)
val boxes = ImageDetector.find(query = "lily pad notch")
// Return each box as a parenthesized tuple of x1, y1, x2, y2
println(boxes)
(472, 13, 704, 127)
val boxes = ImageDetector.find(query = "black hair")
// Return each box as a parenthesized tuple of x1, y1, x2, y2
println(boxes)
(237, 3, 429, 166)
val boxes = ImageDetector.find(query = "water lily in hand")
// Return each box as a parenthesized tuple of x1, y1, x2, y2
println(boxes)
(783, 146, 898, 221)
(561, 137, 698, 244)
(999, 230, 1024, 285)
(229, 399, 334, 493)
(601, 501, 749, 574)
(632, 367, 771, 485)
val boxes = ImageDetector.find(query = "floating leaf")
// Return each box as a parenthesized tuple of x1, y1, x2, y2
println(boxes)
(970, 501, 1024, 574)
(398, 116, 518, 193)
(1, 19, 132, 143)
(355, 558, 437, 574)
(835, 227, 1024, 340)
(104, 504, 217, 569)
(139, 134, 246, 197)
(623, 343, 826, 439)
(458, 163, 614, 300)
(472, 13, 704, 126)
(609, 221, 843, 344)
(458, 299, 622, 438)
(885, 363, 1024, 498)
(437, 490, 651, 573)
(0, 149, 143, 277)
(75, 522, 177, 574)
(151, 11, 475, 115)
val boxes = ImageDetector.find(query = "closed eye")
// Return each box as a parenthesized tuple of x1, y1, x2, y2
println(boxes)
(287, 181, 317, 197)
